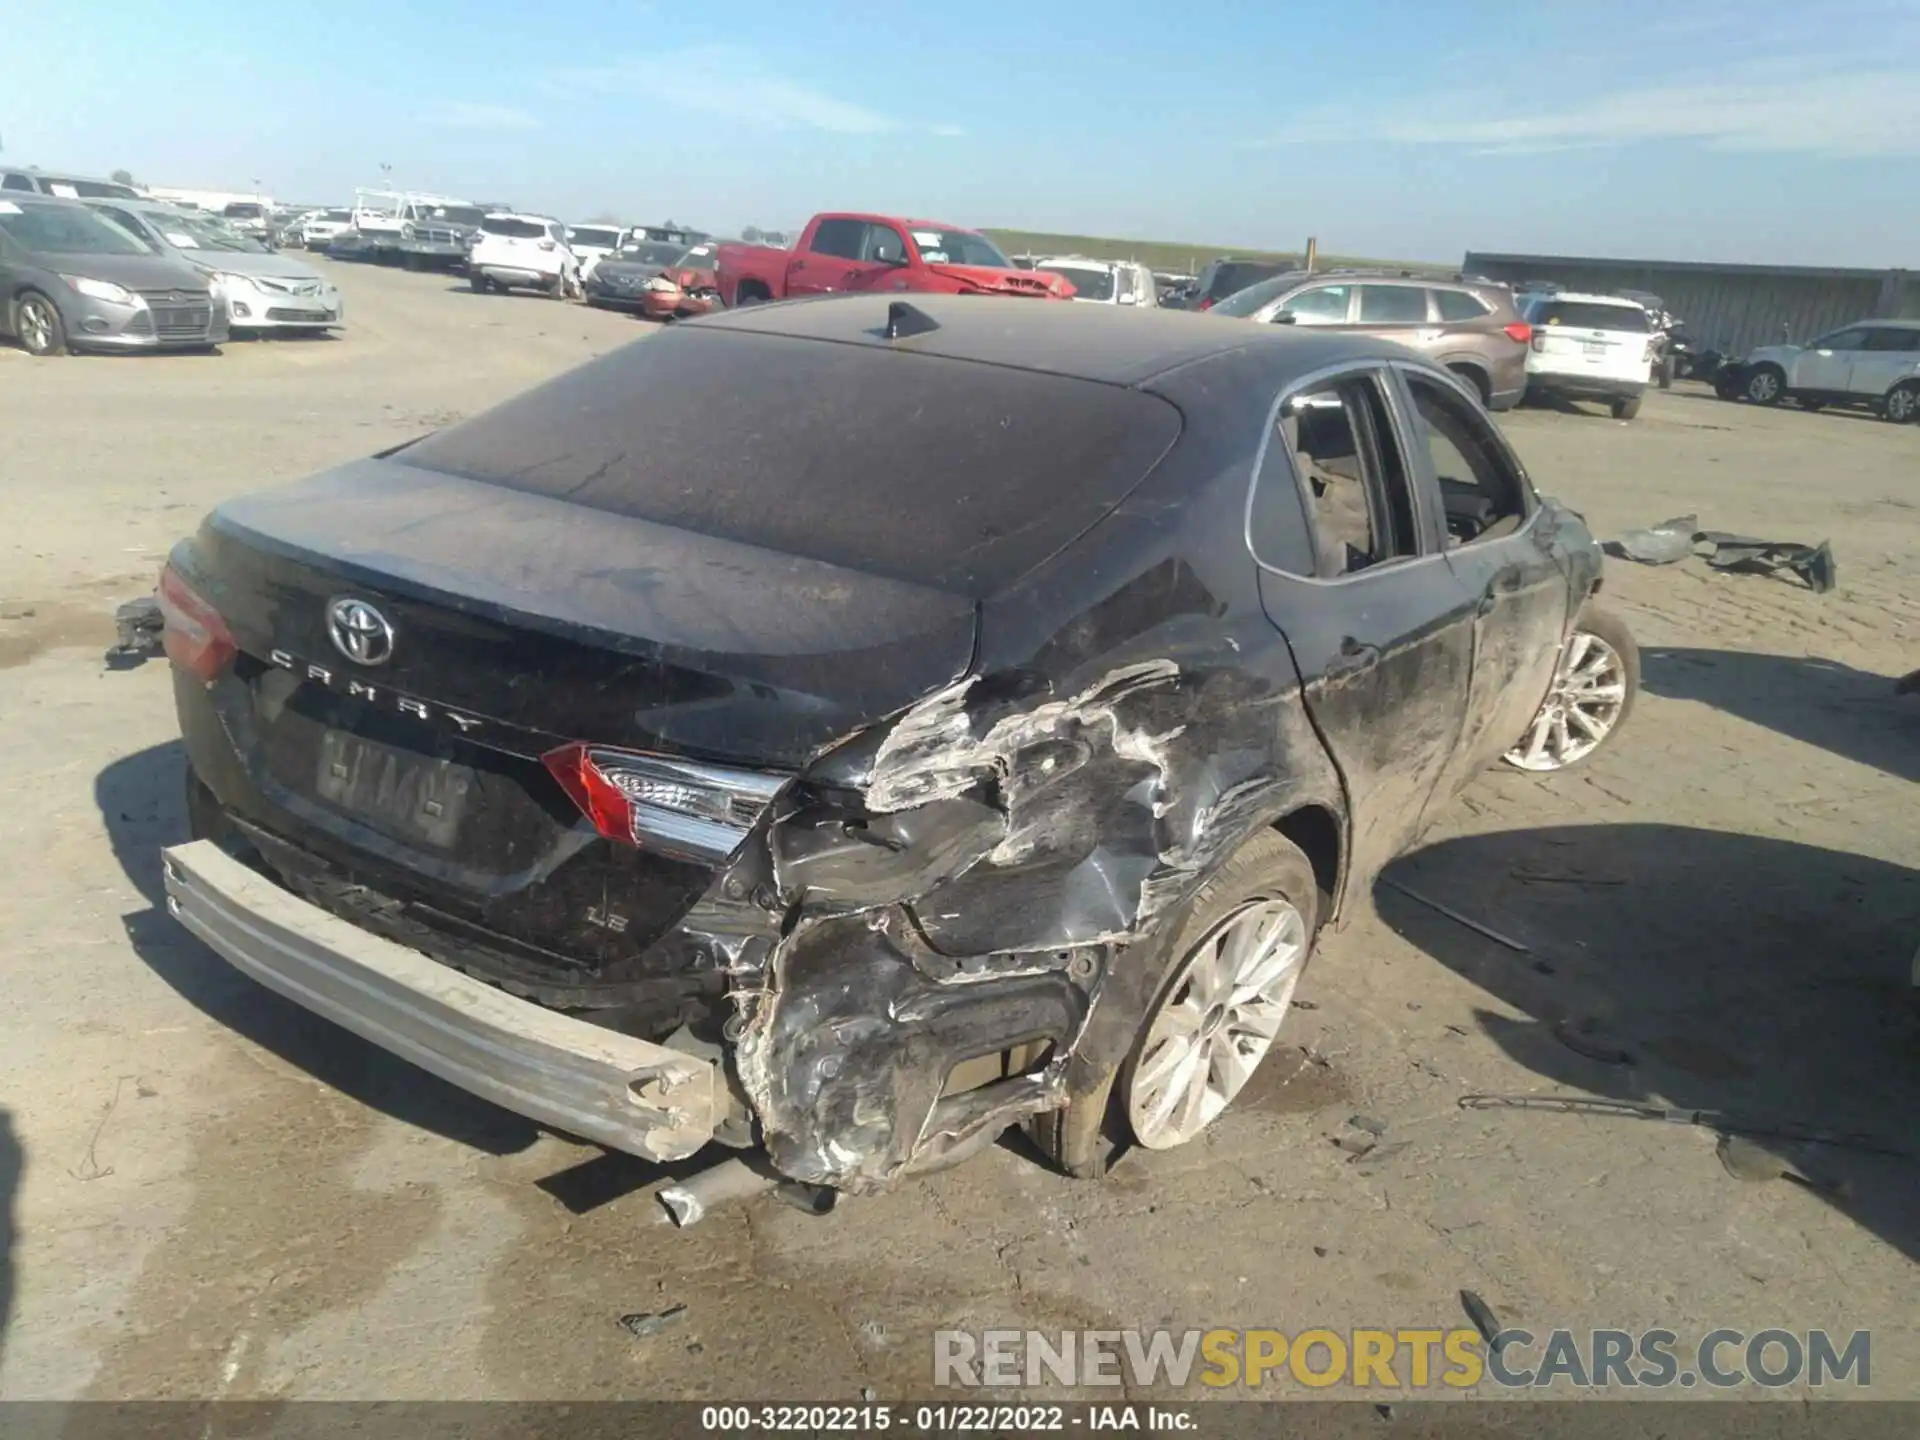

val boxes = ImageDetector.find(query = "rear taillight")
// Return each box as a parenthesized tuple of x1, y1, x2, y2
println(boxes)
(541, 742, 787, 863)
(156, 564, 236, 682)
(537, 239, 555, 251)
(1503, 321, 1532, 344)
(1197, 297, 1214, 311)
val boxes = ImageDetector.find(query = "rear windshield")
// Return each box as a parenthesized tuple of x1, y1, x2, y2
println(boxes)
(1529, 299, 1650, 333)
(42, 177, 140, 199)
(1043, 264, 1117, 301)
(569, 226, 621, 248)
(1204, 262, 1287, 300)
(482, 216, 549, 238)
(402, 327, 1182, 595)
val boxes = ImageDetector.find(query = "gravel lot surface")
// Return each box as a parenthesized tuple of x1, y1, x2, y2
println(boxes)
(1, 259, 1915, 1404)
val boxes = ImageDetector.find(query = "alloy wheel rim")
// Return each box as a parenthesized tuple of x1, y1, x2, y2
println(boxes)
(1504, 630, 1628, 771)
(1748, 371, 1779, 402)
(1890, 389, 1917, 422)
(1127, 899, 1307, 1150)
(21, 300, 52, 351)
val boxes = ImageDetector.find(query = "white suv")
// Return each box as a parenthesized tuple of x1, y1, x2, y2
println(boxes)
(1731, 320, 1920, 423)
(468, 213, 578, 297)
(1521, 291, 1656, 420)
(1031, 255, 1158, 306)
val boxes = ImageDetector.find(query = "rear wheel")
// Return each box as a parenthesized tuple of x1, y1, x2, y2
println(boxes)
(1610, 393, 1643, 421)
(1745, 364, 1785, 405)
(15, 291, 67, 357)
(1503, 603, 1639, 773)
(1884, 381, 1920, 424)
(469, 272, 488, 293)
(1027, 831, 1319, 1176)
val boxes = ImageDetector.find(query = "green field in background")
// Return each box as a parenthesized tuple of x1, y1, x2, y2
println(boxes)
(982, 229, 1446, 277)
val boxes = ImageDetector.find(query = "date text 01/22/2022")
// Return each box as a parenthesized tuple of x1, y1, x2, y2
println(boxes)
(699, 1405, 1197, 1431)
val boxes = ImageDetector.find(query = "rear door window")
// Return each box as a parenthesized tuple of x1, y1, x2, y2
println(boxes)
(808, 218, 866, 259)
(1356, 285, 1431, 324)
(1863, 327, 1920, 352)
(1403, 372, 1530, 545)
(1251, 373, 1416, 578)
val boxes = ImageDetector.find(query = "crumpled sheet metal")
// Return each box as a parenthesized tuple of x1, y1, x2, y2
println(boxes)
(1610, 516, 1837, 593)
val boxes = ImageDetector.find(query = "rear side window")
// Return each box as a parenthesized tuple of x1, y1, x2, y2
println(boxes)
(402, 326, 1183, 596)
(1357, 286, 1430, 323)
(1864, 328, 1920, 352)
(1, 174, 31, 191)
(1529, 300, 1650, 333)
(1434, 289, 1491, 322)
(808, 218, 866, 259)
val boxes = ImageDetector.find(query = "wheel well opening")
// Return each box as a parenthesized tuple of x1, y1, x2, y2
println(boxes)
(1272, 805, 1341, 923)
(1446, 361, 1490, 403)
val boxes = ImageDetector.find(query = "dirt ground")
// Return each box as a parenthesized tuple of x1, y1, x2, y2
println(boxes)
(0, 261, 1915, 1405)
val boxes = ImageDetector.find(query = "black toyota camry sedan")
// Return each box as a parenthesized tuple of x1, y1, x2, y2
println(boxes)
(157, 294, 1637, 1198)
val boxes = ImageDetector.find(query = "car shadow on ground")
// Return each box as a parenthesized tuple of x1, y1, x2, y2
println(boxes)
(1378, 823, 1920, 1261)
(1641, 647, 1920, 783)
(0, 1108, 18, 1371)
(95, 740, 542, 1160)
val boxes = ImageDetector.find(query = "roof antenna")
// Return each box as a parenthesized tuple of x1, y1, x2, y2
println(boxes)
(884, 300, 940, 340)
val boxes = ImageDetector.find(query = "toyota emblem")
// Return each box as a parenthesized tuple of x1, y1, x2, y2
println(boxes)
(327, 597, 395, 666)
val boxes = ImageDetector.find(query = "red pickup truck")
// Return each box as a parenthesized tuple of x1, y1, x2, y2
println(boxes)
(715, 213, 1073, 307)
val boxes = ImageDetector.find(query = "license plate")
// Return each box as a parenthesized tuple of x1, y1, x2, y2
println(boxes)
(1582, 340, 1607, 355)
(314, 730, 472, 849)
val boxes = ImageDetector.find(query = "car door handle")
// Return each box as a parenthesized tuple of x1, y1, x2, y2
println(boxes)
(1325, 637, 1380, 680)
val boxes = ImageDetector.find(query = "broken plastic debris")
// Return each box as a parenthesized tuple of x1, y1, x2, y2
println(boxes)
(1459, 1290, 1506, 1353)
(1613, 514, 1698, 566)
(617, 1303, 687, 1339)
(1552, 1018, 1634, 1066)
(1349, 1114, 1387, 1136)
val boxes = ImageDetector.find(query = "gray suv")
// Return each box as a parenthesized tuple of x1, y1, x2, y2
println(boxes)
(1206, 271, 1532, 411)
(0, 196, 227, 356)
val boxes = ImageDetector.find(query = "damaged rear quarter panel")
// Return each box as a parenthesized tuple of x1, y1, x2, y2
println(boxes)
(734, 357, 1348, 1190)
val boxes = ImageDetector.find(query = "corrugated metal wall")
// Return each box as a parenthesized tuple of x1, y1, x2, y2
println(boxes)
(1462, 254, 1908, 357)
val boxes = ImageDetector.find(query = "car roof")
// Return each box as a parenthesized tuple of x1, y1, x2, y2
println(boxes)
(1034, 255, 1121, 269)
(695, 291, 1416, 388)
(1537, 291, 1651, 306)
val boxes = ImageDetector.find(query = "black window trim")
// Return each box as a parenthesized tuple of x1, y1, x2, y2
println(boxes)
(1386, 359, 1541, 547)
(1244, 359, 1450, 585)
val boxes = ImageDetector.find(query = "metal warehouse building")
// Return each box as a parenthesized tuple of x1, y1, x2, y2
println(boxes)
(1461, 252, 1919, 358)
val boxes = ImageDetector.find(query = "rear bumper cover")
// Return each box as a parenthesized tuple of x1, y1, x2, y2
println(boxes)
(161, 838, 719, 1162)
(1526, 372, 1647, 402)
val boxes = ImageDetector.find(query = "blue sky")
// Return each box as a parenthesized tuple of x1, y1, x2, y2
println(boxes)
(3, 0, 1917, 265)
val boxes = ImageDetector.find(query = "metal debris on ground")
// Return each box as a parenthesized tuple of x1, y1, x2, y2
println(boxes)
(1458, 1290, 1507, 1353)
(1458, 1093, 1913, 1158)
(617, 1303, 688, 1339)
(1381, 878, 1530, 953)
(1716, 1135, 1849, 1197)
(1608, 517, 1837, 593)
(107, 595, 164, 661)
(1349, 1114, 1388, 1136)
(1552, 1018, 1634, 1066)
(1331, 1134, 1377, 1159)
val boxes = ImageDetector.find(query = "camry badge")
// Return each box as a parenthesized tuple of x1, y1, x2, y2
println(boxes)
(326, 597, 395, 666)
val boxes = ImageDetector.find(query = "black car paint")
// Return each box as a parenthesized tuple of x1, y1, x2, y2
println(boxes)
(168, 296, 1601, 1192)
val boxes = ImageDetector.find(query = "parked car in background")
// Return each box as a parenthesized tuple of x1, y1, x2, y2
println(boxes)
(632, 224, 709, 250)
(717, 212, 1071, 306)
(1206, 270, 1531, 410)
(1718, 320, 1920, 422)
(1032, 255, 1158, 307)
(1519, 291, 1656, 420)
(583, 239, 719, 319)
(221, 202, 274, 244)
(399, 202, 489, 271)
(1, 169, 142, 200)
(0, 195, 227, 356)
(1169, 257, 1295, 311)
(299, 209, 354, 249)
(155, 294, 1632, 1201)
(565, 224, 625, 281)
(84, 198, 343, 334)
(468, 212, 578, 297)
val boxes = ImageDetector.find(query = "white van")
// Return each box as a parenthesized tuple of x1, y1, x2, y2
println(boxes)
(1522, 291, 1656, 420)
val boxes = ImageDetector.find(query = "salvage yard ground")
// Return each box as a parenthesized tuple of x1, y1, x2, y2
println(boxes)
(0, 259, 1915, 1402)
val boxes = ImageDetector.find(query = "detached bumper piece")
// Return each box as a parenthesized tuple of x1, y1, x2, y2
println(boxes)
(161, 839, 719, 1162)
